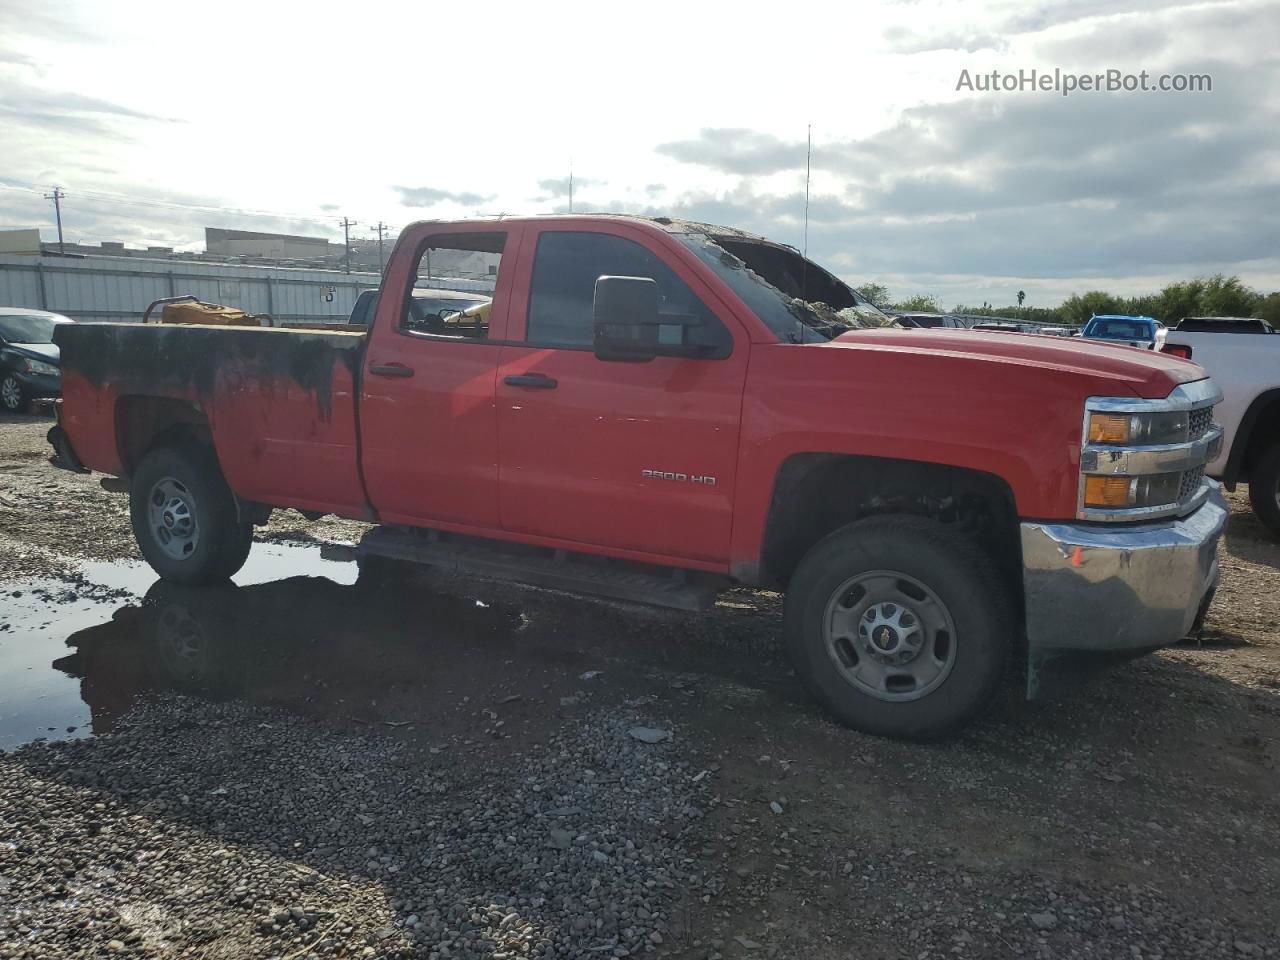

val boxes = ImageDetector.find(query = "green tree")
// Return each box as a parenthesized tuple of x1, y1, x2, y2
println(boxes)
(1060, 291, 1121, 326)
(1200, 274, 1259, 317)
(1122, 294, 1160, 318)
(1253, 292, 1280, 327)
(1017, 290, 1026, 308)
(854, 282, 891, 309)
(1155, 278, 1205, 326)
(893, 294, 940, 312)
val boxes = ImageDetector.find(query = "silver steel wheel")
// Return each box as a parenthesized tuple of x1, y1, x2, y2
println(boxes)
(823, 570, 958, 702)
(0, 376, 21, 411)
(147, 476, 200, 561)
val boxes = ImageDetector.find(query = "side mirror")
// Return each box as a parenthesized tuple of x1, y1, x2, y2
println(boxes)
(593, 275, 659, 362)
(592, 275, 706, 362)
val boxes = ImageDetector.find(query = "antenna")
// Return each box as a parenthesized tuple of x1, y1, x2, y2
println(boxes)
(803, 124, 812, 258)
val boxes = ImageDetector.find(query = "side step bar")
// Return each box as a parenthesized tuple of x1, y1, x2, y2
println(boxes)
(356, 526, 726, 612)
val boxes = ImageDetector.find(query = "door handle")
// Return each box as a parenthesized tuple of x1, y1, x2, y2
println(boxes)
(369, 363, 414, 378)
(503, 374, 558, 389)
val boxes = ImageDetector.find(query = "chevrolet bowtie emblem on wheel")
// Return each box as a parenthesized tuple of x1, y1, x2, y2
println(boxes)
(641, 469, 717, 485)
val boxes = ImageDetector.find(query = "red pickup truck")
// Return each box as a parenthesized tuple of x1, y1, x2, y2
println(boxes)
(48, 215, 1227, 738)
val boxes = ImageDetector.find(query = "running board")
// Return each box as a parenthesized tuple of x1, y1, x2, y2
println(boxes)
(356, 527, 726, 612)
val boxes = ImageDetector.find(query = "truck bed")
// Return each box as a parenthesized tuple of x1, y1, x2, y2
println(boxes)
(54, 322, 370, 518)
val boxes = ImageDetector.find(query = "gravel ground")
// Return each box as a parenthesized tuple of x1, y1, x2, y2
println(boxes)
(1, 412, 1278, 959)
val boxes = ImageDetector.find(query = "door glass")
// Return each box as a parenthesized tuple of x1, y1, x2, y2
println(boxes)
(403, 233, 504, 340)
(525, 231, 730, 352)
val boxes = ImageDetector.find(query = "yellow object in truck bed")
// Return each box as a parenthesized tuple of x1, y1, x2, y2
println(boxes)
(160, 300, 265, 326)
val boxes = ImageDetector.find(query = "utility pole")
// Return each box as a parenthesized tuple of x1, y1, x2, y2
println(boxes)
(44, 186, 65, 255)
(375, 221, 389, 273)
(341, 217, 358, 274)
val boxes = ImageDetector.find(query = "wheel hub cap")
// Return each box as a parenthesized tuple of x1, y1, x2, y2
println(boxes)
(147, 478, 200, 560)
(824, 571, 958, 702)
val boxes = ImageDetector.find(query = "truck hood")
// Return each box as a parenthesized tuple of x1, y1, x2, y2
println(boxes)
(829, 328, 1198, 399)
(6, 342, 60, 366)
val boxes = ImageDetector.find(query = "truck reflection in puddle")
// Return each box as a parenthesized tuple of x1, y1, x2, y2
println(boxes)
(47, 558, 791, 744)
(54, 574, 527, 736)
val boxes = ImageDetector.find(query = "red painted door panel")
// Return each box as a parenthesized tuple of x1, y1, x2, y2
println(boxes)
(496, 225, 748, 564)
(359, 225, 519, 529)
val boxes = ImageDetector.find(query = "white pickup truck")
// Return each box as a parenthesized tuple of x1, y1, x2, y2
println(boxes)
(1164, 318, 1280, 537)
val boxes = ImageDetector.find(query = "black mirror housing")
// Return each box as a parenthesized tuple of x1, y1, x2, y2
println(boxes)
(593, 275, 660, 362)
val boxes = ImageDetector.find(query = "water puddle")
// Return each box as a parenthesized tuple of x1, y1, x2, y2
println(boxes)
(1, 540, 785, 753)
(0, 542, 364, 750)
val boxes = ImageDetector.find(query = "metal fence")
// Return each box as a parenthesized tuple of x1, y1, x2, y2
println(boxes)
(0, 253, 385, 324)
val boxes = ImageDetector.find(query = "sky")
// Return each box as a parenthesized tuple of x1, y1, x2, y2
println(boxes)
(0, 0, 1277, 309)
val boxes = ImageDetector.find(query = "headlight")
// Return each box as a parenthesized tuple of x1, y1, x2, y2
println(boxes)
(1078, 381, 1222, 520)
(23, 358, 59, 376)
(1082, 472, 1184, 510)
(1086, 411, 1190, 446)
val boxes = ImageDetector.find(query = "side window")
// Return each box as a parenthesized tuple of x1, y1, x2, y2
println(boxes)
(525, 231, 731, 353)
(401, 232, 504, 341)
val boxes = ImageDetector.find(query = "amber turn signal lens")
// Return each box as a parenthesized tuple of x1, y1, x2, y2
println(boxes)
(1083, 475, 1133, 508)
(1087, 413, 1131, 444)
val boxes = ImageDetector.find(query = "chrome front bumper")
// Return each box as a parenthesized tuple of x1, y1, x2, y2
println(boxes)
(1021, 482, 1227, 655)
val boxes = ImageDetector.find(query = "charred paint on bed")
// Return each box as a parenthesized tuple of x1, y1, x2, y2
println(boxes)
(54, 323, 364, 421)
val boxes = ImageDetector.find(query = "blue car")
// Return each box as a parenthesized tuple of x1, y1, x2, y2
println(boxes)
(1080, 314, 1165, 350)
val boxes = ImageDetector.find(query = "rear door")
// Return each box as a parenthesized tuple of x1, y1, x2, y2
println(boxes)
(495, 223, 749, 565)
(359, 225, 520, 530)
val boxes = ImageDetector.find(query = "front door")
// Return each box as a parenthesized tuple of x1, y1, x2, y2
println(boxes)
(360, 225, 520, 530)
(496, 224, 748, 565)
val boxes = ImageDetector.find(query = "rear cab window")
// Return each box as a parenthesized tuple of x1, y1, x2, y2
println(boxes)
(398, 233, 503, 341)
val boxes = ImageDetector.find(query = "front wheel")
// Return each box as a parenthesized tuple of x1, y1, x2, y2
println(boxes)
(129, 444, 253, 584)
(1247, 441, 1280, 540)
(784, 515, 1013, 740)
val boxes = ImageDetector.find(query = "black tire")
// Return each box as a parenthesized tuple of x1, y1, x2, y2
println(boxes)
(784, 515, 1013, 740)
(129, 443, 253, 584)
(0, 374, 28, 413)
(1247, 442, 1280, 540)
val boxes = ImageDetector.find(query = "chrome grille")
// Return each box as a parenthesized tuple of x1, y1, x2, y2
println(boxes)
(1179, 465, 1205, 502)
(1188, 407, 1212, 441)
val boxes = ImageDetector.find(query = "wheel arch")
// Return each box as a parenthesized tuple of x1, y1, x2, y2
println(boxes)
(1223, 387, 1280, 488)
(115, 395, 211, 478)
(757, 453, 1023, 600)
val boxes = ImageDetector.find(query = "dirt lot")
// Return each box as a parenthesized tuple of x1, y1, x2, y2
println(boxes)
(1, 411, 1278, 959)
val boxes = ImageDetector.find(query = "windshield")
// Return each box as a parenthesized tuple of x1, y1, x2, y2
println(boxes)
(0, 315, 58, 343)
(678, 234, 889, 343)
(1088, 319, 1151, 339)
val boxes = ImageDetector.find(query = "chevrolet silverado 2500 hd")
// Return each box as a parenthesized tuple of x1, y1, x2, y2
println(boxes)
(47, 216, 1227, 738)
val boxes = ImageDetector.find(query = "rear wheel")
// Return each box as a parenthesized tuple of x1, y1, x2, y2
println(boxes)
(1, 375, 27, 413)
(130, 444, 253, 584)
(784, 515, 1013, 739)
(1247, 441, 1280, 540)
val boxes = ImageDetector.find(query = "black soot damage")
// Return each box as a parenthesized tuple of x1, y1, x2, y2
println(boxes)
(53, 323, 364, 421)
